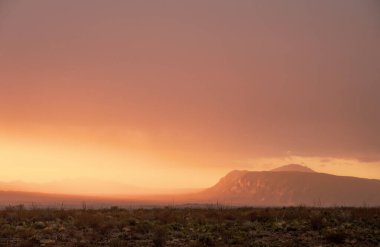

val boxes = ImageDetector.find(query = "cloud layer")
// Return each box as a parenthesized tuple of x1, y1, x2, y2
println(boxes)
(0, 0, 379, 171)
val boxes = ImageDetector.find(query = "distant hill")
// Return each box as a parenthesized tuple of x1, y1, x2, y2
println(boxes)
(0, 179, 199, 196)
(2, 164, 380, 207)
(196, 165, 380, 206)
(0, 190, 153, 209)
(0, 179, 145, 196)
(271, 164, 315, 173)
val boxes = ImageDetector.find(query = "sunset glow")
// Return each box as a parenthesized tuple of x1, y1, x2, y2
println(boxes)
(1, 0, 379, 195)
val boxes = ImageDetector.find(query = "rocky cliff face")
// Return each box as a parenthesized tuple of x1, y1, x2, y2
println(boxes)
(198, 165, 380, 206)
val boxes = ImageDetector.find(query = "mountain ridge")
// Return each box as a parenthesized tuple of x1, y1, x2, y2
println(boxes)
(198, 165, 380, 206)
(271, 164, 315, 173)
(1, 164, 380, 207)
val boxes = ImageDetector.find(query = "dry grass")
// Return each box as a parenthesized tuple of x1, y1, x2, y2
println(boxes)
(0, 205, 379, 246)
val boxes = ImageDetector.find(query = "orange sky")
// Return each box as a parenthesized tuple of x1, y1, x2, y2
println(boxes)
(0, 0, 379, 194)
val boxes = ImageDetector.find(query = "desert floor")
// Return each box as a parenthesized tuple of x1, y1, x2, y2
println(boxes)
(0, 206, 379, 247)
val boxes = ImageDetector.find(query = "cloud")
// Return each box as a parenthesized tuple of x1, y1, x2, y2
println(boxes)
(0, 0, 379, 164)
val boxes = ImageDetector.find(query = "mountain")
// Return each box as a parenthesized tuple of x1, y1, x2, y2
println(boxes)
(0, 179, 146, 196)
(2, 164, 380, 207)
(271, 164, 315, 173)
(197, 165, 380, 206)
(0, 179, 198, 196)
(0, 190, 155, 209)
(0, 179, 202, 199)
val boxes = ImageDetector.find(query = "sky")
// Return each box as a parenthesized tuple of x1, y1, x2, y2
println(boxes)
(0, 0, 379, 193)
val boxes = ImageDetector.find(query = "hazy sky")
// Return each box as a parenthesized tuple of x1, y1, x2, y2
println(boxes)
(0, 0, 379, 190)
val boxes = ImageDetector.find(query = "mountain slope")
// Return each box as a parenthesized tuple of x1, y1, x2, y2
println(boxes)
(198, 166, 380, 206)
(271, 164, 315, 173)
(0, 179, 197, 196)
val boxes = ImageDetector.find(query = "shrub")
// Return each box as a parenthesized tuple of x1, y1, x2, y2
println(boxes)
(197, 233, 214, 246)
(152, 225, 168, 247)
(135, 221, 153, 234)
(310, 214, 325, 230)
(248, 210, 272, 222)
(109, 239, 127, 247)
(18, 239, 39, 247)
(325, 230, 346, 244)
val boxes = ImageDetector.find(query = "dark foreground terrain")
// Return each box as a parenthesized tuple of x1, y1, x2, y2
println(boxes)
(0, 206, 379, 247)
